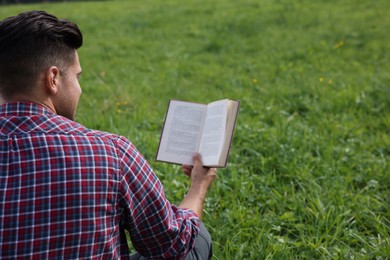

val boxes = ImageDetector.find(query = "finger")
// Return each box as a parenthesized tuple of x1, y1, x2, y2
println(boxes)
(208, 167, 218, 177)
(182, 165, 193, 171)
(192, 153, 203, 167)
(182, 165, 192, 177)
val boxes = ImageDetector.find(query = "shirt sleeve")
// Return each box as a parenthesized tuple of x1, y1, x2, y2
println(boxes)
(115, 136, 200, 259)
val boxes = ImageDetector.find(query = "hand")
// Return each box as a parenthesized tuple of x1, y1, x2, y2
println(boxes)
(182, 153, 217, 189)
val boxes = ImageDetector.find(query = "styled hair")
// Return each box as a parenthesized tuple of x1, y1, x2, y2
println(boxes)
(0, 10, 83, 98)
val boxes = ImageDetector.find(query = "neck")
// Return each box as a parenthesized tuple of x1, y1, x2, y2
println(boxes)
(1, 93, 56, 114)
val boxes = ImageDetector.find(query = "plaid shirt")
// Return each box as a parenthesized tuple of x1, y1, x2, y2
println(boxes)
(0, 102, 200, 259)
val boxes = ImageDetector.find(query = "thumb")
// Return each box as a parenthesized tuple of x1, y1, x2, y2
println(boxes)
(192, 153, 203, 168)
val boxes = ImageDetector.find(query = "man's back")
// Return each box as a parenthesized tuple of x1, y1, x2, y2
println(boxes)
(0, 102, 129, 258)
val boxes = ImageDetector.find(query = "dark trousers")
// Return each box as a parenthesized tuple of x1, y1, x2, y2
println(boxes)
(130, 222, 213, 260)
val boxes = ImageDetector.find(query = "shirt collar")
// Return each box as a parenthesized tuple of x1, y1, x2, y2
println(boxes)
(0, 102, 56, 117)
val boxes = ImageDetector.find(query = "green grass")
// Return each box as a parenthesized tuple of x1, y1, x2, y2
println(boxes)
(1, 0, 389, 258)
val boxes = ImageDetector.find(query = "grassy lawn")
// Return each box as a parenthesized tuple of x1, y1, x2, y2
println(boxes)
(1, 0, 389, 258)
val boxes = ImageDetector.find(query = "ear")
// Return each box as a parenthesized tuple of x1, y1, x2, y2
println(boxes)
(45, 66, 60, 95)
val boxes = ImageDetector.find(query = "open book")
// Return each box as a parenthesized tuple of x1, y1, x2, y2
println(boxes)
(156, 99, 240, 167)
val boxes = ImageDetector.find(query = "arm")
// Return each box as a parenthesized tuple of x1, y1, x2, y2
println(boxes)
(180, 153, 217, 219)
(116, 137, 200, 258)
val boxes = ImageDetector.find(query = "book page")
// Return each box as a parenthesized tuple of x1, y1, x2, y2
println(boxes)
(199, 99, 228, 166)
(156, 100, 207, 165)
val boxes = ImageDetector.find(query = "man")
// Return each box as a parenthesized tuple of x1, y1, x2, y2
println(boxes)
(0, 10, 216, 259)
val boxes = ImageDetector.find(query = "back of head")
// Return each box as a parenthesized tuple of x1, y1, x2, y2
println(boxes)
(0, 10, 83, 99)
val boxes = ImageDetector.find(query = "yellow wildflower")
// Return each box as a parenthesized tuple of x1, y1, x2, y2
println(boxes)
(335, 41, 345, 48)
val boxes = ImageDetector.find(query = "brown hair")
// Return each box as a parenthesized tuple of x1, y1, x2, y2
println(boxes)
(0, 10, 83, 98)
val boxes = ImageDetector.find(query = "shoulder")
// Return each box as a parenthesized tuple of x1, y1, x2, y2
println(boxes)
(50, 114, 134, 148)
